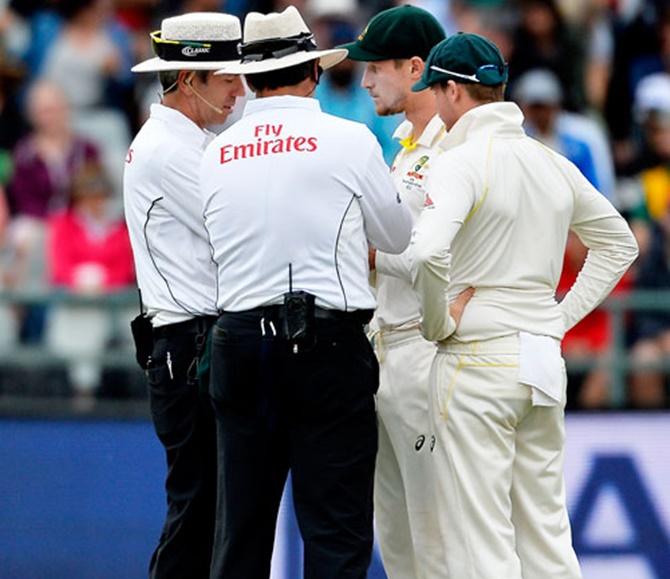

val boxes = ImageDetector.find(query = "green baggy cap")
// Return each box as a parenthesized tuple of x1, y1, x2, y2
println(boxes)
(339, 5, 445, 62)
(412, 32, 508, 92)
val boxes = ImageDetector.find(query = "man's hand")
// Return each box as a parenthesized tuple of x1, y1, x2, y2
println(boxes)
(449, 287, 475, 329)
(368, 247, 376, 271)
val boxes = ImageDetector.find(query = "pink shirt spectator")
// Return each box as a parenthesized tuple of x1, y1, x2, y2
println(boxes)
(47, 209, 134, 290)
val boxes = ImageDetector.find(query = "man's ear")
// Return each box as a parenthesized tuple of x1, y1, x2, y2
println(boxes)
(179, 71, 195, 94)
(312, 60, 322, 84)
(448, 80, 460, 101)
(409, 56, 425, 80)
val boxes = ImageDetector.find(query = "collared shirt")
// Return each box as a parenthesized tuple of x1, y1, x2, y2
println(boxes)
(123, 104, 218, 327)
(200, 96, 412, 312)
(412, 102, 638, 343)
(371, 114, 446, 331)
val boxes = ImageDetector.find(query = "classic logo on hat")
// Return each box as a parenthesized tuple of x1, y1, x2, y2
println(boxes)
(131, 12, 242, 73)
(181, 45, 211, 57)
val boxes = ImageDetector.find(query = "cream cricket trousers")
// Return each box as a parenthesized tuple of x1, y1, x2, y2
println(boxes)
(430, 335, 582, 579)
(374, 327, 448, 579)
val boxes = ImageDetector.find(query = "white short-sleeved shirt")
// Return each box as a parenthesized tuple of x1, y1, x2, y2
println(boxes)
(200, 96, 412, 312)
(123, 104, 219, 327)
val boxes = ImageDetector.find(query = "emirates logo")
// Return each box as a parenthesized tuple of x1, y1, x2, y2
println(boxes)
(182, 45, 210, 57)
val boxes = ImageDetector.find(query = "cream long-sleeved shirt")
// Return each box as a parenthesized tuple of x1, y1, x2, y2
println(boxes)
(371, 115, 446, 331)
(412, 102, 638, 343)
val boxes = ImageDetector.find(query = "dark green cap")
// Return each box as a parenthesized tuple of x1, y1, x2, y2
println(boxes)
(412, 32, 508, 92)
(339, 5, 445, 62)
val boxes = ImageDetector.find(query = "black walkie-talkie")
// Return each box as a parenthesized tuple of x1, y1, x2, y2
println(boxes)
(283, 263, 316, 353)
(130, 288, 154, 369)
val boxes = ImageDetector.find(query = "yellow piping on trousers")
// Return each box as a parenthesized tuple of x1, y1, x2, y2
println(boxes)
(439, 356, 518, 421)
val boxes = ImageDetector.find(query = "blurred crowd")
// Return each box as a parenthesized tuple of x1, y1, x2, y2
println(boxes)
(0, 0, 669, 408)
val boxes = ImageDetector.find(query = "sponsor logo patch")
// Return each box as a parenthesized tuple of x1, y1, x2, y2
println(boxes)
(182, 45, 210, 57)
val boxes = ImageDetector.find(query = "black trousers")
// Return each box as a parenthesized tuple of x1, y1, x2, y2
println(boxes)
(146, 317, 217, 579)
(209, 309, 379, 579)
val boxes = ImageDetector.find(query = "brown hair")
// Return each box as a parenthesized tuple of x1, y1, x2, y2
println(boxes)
(462, 82, 505, 103)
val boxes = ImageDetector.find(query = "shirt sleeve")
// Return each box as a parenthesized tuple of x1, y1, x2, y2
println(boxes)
(559, 160, 639, 333)
(160, 145, 209, 239)
(356, 135, 412, 254)
(375, 249, 413, 280)
(411, 157, 479, 342)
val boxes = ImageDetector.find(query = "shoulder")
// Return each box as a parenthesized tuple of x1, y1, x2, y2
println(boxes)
(12, 137, 37, 164)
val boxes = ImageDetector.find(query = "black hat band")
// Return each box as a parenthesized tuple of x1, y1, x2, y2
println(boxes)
(239, 33, 317, 63)
(151, 31, 240, 62)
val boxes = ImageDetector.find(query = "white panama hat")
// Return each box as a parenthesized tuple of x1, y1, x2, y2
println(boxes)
(132, 12, 242, 73)
(215, 5, 347, 75)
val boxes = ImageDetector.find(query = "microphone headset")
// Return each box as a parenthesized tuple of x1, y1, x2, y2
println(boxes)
(185, 71, 225, 114)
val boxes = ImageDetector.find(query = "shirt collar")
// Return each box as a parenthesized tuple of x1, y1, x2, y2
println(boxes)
(440, 101, 525, 152)
(150, 103, 211, 148)
(393, 114, 446, 151)
(243, 95, 321, 117)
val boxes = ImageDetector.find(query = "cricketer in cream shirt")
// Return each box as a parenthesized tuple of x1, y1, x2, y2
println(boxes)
(411, 100, 638, 579)
(412, 101, 638, 346)
(369, 114, 450, 579)
(372, 114, 446, 330)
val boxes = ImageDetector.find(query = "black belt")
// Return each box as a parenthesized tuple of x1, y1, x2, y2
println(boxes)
(224, 306, 373, 325)
(153, 315, 217, 338)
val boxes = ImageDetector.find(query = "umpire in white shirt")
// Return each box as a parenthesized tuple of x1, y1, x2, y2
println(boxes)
(123, 13, 244, 579)
(200, 7, 412, 579)
(411, 34, 639, 579)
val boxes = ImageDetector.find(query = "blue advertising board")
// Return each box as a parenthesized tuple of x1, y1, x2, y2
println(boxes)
(0, 414, 668, 578)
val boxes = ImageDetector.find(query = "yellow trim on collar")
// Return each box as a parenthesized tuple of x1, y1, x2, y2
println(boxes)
(398, 136, 419, 151)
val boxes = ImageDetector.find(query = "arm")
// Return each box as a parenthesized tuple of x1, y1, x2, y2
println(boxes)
(160, 146, 209, 239)
(559, 161, 639, 333)
(357, 136, 412, 254)
(412, 159, 478, 342)
(375, 249, 413, 280)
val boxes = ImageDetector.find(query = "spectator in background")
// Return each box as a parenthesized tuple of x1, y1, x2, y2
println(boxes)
(508, 0, 586, 111)
(627, 72, 670, 408)
(312, 0, 402, 163)
(46, 161, 134, 407)
(5, 80, 99, 342)
(605, 0, 670, 172)
(452, 0, 517, 61)
(7, 80, 99, 220)
(40, 0, 132, 116)
(583, 0, 616, 112)
(40, 0, 133, 197)
(513, 68, 616, 200)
